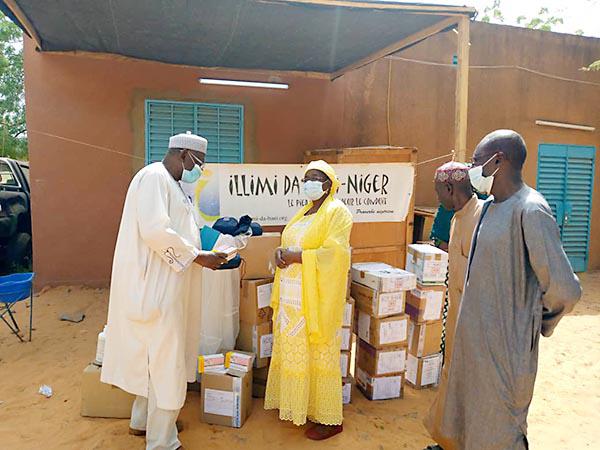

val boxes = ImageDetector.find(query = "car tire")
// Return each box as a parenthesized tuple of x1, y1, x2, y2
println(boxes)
(6, 232, 32, 269)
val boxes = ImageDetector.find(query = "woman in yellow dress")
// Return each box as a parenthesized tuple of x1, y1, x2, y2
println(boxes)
(264, 160, 352, 441)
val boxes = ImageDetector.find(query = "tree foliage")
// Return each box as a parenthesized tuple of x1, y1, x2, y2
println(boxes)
(481, 0, 504, 23)
(516, 7, 564, 31)
(0, 14, 25, 160)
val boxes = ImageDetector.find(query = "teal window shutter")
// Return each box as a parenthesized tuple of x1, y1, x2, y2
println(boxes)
(537, 144, 596, 272)
(145, 100, 244, 164)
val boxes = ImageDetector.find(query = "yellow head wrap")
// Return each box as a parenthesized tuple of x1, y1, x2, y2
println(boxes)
(304, 160, 341, 199)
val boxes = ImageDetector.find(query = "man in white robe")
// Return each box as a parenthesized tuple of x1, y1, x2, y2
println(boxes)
(101, 132, 227, 450)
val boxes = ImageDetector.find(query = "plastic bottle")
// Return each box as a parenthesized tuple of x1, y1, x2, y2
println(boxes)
(94, 325, 107, 366)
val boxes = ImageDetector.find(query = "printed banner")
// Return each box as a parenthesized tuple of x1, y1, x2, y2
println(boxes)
(182, 163, 414, 226)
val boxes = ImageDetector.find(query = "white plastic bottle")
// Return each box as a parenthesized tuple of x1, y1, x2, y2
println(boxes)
(94, 325, 107, 366)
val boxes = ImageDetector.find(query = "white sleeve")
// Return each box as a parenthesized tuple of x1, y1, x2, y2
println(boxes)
(136, 171, 200, 272)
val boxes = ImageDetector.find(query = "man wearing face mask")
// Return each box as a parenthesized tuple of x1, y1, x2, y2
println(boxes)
(102, 131, 227, 450)
(431, 162, 483, 368)
(265, 160, 352, 441)
(424, 130, 581, 450)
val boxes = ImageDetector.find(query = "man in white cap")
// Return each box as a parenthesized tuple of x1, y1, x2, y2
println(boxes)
(102, 132, 227, 450)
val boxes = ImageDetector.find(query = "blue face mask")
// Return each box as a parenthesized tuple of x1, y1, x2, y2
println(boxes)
(181, 153, 204, 183)
(303, 180, 326, 201)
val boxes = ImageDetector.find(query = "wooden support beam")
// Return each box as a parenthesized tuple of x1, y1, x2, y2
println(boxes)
(331, 16, 460, 80)
(454, 16, 470, 162)
(3, 0, 42, 49)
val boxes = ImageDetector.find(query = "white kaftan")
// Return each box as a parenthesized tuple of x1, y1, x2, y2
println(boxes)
(101, 162, 202, 411)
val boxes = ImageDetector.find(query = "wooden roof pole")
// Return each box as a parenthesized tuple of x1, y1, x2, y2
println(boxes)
(3, 0, 42, 49)
(331, 15, 460, 80)
(454, 15, 470, 162)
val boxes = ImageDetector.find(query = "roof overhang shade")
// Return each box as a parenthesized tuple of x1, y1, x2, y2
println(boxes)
(1, 0, 475, 78)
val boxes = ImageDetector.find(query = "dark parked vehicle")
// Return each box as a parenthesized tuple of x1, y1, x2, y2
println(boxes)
(0, 158, 31, 271)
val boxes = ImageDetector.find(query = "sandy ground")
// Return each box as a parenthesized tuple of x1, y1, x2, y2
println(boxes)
(0, 274, 599, 450)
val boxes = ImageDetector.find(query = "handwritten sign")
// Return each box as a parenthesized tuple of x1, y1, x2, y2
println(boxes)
(182, 163, 414, 226)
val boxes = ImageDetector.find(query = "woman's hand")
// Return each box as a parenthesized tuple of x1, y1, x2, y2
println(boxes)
(275, 248, 303, 269)
(275, 248, 288, 269)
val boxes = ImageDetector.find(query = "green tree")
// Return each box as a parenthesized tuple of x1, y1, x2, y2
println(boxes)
(0, 14, 25, 160)
(480, 0, 505, 23)
(516, 7, 564, 31)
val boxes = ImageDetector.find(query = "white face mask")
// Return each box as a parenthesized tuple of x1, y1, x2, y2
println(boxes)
(303, 180, 326, 201)
(468, 155, 499, 195)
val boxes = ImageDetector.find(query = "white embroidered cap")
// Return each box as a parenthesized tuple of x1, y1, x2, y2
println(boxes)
(168, 131, 208, 154)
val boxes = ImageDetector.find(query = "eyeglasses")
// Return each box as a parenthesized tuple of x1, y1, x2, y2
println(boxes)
(301, 177, 330, 183)
(188, 152, 206, 169)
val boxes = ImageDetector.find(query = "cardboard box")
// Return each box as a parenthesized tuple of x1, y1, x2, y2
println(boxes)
(407, 320, 443, 357)
(236, 322, 273, 368)
(357, 339, 407, 376)
(342, 377, 353, 405)
(357, 312, 408, 348)
(198, 353, 226, 374)
(240, 279, 274, 325)
(346, 271, 352, 299)
(340, 351, 351, 378)
(351, 262, 417, 293)
(351, 282, 406, 318)
(252, 366, 269, 398)
(81, 364, 135, 418)
(406, 284, 446, 323)
(238, 233, 281, 279)
(405, 353, 442, 389)
(340, 327, 352, 352)
(200, 369, 253, 428)
(356, 366, 403, 401)
(343, 298, 355, 328)
(226, 351, 255, 372)
(406, 244, 448, 285)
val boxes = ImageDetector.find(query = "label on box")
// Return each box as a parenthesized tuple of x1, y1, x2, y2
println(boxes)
(340, 353, 350, 377)
(377, 349, 406, 374)
(407, 321, 415, 349)
(406, 354, 418, 385)
(257, 283, 273, 309)
(343, 302, 353, 327)
(358, 313, 371, 342)
(423, 291, 444, 321)
(342, 382, 352, 405)
(226, 352, 254, 372)
(378, 292, 405, 316)
(204, 388, 234, 417)
(340, 328, 351, 351)
(232, 377, 242, 427)
(379, 319, 407, 345)
(372, 376, 402, 400)
(422, 354, 442, 386)
(199, 354, 226, 373)
(260, 334, 273, 359)
(423, 260, 446, 279)
(418, 325, 426, 356)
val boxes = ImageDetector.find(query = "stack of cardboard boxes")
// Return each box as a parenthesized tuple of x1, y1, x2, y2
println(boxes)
(236, 233, 281, 398)
(351, 263, 417, 401)
(341, 272, 355, 405)
(198, 351, 255, 428)
(404, 244, 448, 389)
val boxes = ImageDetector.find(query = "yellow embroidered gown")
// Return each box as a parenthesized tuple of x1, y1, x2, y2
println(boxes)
(264, 214, 343, 426)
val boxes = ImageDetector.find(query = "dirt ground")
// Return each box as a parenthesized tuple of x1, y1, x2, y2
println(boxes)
(1, 273, 599, 450)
